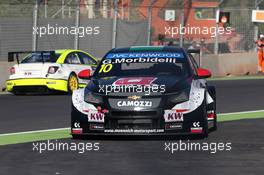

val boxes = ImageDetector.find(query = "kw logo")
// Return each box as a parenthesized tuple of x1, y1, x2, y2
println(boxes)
(164, 110, 184, 122)
(167, 113, 183, 121)
(88, 112, 105, 123)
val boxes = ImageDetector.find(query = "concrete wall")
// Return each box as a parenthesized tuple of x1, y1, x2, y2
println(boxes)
(0, 18, 148, 59)
(0, 18, 33, 59)
(0, 61, 13, 91)
(202, 52, 258, 77)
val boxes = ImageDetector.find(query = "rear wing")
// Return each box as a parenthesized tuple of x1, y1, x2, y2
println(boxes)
(8, 51, 57, 64)
(187, 49, 201, 67)
(187, 49, 200, 54)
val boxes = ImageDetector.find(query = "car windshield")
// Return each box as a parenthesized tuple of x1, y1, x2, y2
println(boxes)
(21, 52, 61, 63)
(94, 51, 190, 78)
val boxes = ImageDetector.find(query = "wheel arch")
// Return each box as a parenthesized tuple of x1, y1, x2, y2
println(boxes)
(67, 72, 79, 94)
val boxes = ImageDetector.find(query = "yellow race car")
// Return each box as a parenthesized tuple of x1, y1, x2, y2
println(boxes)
(6, 49, 98, 95)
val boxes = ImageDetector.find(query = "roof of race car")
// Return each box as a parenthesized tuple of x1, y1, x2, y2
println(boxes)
(55, 49, 75, 54)
(39, 49, 85, 54)
(109, 46, 185, 53)
(55, 49, 97, 63)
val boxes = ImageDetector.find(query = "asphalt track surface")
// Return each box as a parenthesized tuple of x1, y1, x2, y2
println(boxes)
(1, 79, 264, 133)
(0, 119, 263, 175)
(0, 79, 264, 175)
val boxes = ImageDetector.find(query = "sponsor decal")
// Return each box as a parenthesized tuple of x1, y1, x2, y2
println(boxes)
(192, 122, 200, 128)
(87, 111, 105, 123)
(117, 100, 152, 107)
(103, 57, 179, 64)
(113, 77, 156, 86)
(128, 95, 141, 100)
(164, 110, 184, 122)
(74, 122, 80, 128)
(106, 52, 184, 59)
(191, 122, 203, 133)
(99, 63, 113, 73)
(24, 72, 32, 76)
(46, 81, 56, 84)
(104, 129, 164, 133)
(90, 124, 104, 130)
(165, 123, 183, 130)
(71, 128, 83, 134)
(190, 127, 203, 133)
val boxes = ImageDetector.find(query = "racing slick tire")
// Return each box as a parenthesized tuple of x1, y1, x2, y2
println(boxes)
(67, 73, 79, 94)
(202, 100, 209, 138)
(207, 86, 217, 132)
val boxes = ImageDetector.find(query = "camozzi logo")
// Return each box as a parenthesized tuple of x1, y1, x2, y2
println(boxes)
(117, 100, 152, 107)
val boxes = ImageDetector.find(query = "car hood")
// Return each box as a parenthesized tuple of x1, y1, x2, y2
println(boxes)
(85, 76, 192, 96)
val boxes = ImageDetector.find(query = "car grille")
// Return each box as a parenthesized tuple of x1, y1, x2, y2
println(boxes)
(105, 110, 163, 129)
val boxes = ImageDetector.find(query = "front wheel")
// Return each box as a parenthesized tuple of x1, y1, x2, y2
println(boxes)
(67, 73, 79, 94)
(207, 86, 217, 132)
(202, 98, 209, 138)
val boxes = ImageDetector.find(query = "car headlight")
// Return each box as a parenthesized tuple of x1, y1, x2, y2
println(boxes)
(84, 92, 103, 104)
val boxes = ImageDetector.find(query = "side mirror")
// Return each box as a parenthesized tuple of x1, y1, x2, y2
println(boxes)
(196, 68, 211, 79)
(8, 53, 14, 62)
(78, 69, 91, 80)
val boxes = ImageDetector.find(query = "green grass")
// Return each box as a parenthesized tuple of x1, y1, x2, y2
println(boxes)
(0, 129, 70, 146)
(1, 110, 264, 146)
(208, 75, 264, 81)
(218, 111, 264, 122)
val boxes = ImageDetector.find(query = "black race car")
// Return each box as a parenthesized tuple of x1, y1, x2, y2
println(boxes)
(71, 46, 217, 138)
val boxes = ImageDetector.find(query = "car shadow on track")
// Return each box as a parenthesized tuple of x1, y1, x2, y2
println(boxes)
(9, 90, 69, 96)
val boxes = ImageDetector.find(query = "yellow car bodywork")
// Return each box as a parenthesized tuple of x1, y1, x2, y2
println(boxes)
(6, 49, 97, 93)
